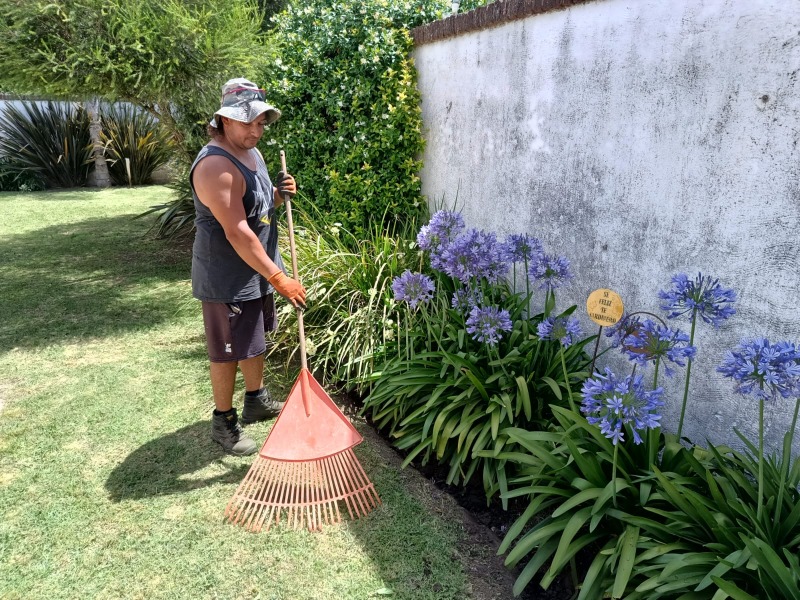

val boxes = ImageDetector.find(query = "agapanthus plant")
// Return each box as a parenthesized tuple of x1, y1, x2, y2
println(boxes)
(659, 272, 736, 438)
(504, 233, 544, 298)
(451, 286, 483, 312)
(659, 272, 737, 327)
(605, 313, 643, 349)
(528, 253, 573, 291)
(368, 208, 594, 522)
(718, 338, 800, 520)
(391, 270, 435, 310)
(528, 253, 572, 317)
(538, 313, 584, 411)
(465, 305, 513, 347)
(717, 338, 800, 401)
(416, 210, 465, 271)
(537, 315, 583, 349)
(504, 233, 544, 264)
(619, 318, 696, 378)
(581, 368, 664, 446)
(437, 229, 509, 284)
(581, 367, 664, 506)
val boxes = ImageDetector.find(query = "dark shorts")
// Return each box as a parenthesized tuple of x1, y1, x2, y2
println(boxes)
(201, 295, 277, 363)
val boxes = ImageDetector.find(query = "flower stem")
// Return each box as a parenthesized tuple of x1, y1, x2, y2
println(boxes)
(757, 397, 764, 522)
(544, 288, 555, 318)
(676, 310, 697, 440)
(775, 396, 800, 523)
(612, 443, 619, 508)
(419, 305, 433, 352)
(523, 257, 530, 318)
(404, 312, 411, 361)
(560, 347, 577, 413)
(648, 357, 660, 469)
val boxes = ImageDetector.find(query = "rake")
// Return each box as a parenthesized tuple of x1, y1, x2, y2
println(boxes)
(225, 150, 380, 532)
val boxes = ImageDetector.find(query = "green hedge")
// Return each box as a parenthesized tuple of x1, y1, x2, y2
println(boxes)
(261, 0, 448, 238)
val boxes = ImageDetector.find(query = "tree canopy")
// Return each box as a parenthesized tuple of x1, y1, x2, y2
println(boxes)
(0, 0, 270, 158)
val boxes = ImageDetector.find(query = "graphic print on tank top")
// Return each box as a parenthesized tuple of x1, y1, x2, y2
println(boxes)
(250, 156, 272, 226)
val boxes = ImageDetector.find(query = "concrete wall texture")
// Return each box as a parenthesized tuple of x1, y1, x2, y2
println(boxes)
(412, 0, 800, 453)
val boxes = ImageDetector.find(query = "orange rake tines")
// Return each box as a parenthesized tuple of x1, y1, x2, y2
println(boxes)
(224, 369, 380, 532)
(225, 151, 380, 532)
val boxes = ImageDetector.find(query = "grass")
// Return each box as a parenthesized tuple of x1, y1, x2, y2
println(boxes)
(0, 186, 470, 600)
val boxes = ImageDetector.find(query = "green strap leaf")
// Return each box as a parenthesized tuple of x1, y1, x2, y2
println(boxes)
(740, 536, 800, 600)
(541, 376, 563, 400)
(578, 539, 615, 600)
(612, 525, 639, 599)
(552, 487, 603, 518)
(516, 376, 532, 420)
(512, 537, 559, 597)
(709, 577, 759, 600)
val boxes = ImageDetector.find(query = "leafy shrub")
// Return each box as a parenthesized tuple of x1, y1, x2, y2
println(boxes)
(625, 438, 800, 599)
(622, 338, 800, 599)
(362, 210, 594, 500)
(499, 408, 706, 598)
(0, 101, 92, 188)
(498, 273, 800, 599)
(458, 0, 494, 12)
(262, 0, 447, 239)
(99, 104, 173, 185)
(0, 0, 268, 158)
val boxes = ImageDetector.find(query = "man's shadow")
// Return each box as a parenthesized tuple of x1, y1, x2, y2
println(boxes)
(105, 421, 249, 502)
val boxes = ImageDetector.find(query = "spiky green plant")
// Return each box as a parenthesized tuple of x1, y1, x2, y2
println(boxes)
(99, 104, 174, 186)
(0, 155, 45, 192)
(268, 198, 425, 393)
(0, 100, 92, 188)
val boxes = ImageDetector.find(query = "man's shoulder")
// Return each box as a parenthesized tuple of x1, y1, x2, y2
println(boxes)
(195, 149, 241, 177)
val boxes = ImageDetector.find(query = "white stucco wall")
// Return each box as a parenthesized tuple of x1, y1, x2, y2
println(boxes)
(414, 0, 800, 453)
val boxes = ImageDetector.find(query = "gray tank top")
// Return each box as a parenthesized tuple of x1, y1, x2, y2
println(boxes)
(190, 144, 284, 302)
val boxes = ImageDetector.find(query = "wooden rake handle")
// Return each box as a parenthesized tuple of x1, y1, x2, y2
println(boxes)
(279, 150, 308, 372)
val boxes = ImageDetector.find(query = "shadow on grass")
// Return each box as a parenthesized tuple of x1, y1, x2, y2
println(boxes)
(105, 420, 249, 501)
(0, 212, 194, 352)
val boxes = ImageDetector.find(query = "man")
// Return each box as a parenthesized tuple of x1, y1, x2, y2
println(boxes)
(190, 78, 306, 456)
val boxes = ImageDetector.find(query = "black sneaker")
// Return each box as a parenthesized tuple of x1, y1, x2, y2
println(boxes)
(241, 388, 284, 424)
(211, 408, 257, 456)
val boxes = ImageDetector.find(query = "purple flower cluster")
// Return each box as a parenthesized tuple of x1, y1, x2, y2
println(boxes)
(417, 210, 465, 271)
(537, 315, 583, 348)
(392, 270, 435, 309)
(658, 272, 736, 327)
(451, 287, 484, 312)
(465, 305, 513, 347)
(504, 234, 544, 265)
(581, 368, 664, 445)
(605, 314, 643, 349)
(411, 212, 581, 349)
(439, 229, 509, 284)
(717, 338, 800, 402)
(528, 254, 573, 291)
(618, 319, 697, 377)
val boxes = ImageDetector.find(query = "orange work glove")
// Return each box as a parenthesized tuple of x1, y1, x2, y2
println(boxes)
(268, 271, 306, 308)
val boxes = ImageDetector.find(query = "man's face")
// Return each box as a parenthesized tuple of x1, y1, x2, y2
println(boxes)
(223, 115, 268, 149)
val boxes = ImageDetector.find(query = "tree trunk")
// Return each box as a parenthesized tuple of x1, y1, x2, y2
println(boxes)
(86, 98, 111, 188)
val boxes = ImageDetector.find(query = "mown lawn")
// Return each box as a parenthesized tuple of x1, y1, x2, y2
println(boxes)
(0, 186, 474, 600)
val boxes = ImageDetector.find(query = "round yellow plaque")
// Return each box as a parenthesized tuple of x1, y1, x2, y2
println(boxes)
(586, 289, 624, 326)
